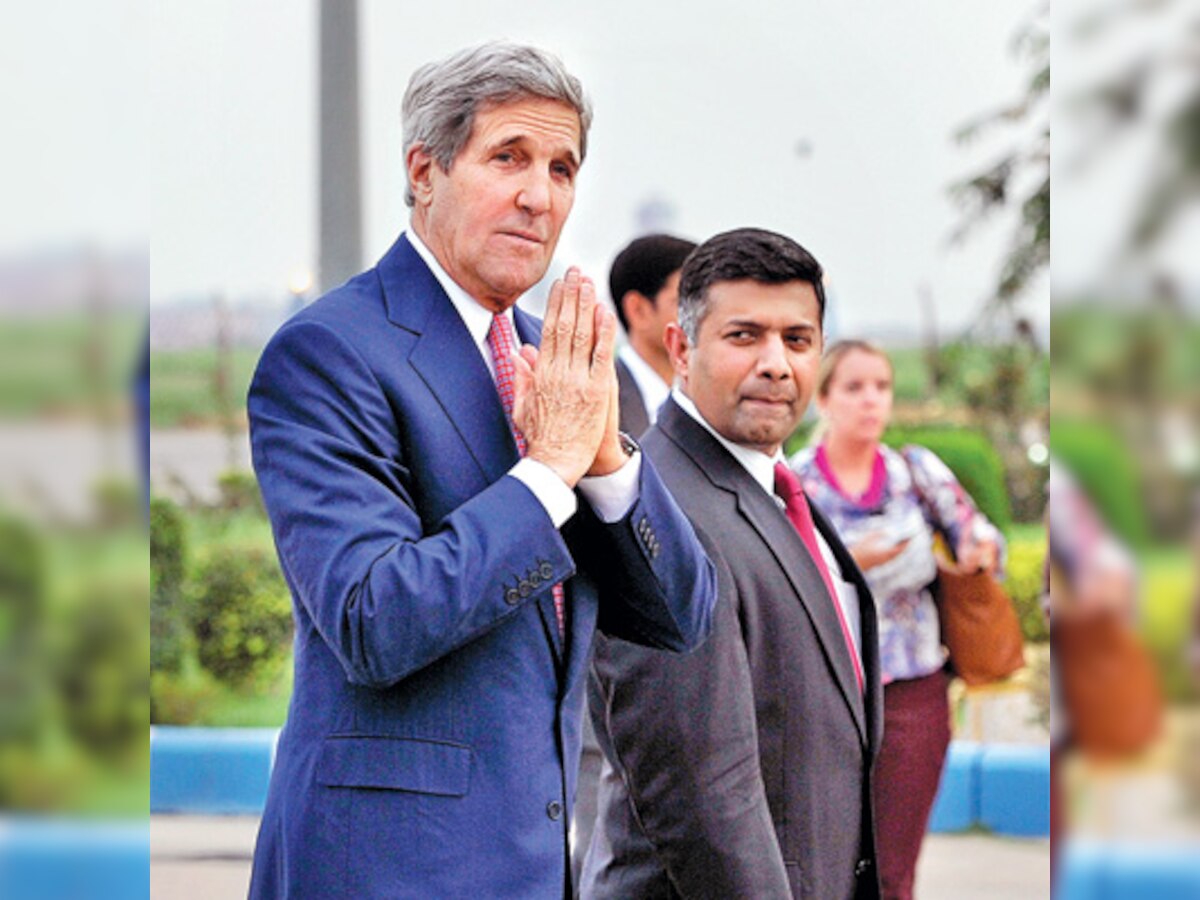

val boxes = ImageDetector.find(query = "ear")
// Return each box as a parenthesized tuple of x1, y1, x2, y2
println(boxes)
(620, 291, 649, 330)
(406, 143, 436, 207)
(663, 322, 690, 383)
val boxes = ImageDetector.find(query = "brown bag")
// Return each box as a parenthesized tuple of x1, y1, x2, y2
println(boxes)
(1055, 612, 1163, 759)
(933, 563, 1026, 686)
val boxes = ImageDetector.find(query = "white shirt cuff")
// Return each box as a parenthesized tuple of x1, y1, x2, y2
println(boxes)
(510, 458, 578, 528)
(578, 452, 642, 523)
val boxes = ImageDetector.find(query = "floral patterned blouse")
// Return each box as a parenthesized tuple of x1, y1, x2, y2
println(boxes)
(790, 443, 1006, 682)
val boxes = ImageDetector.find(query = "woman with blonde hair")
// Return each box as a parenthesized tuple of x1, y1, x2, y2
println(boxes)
(791, 340, 1003, 900)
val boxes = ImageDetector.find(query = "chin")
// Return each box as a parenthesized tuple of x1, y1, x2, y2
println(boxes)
(487, 265, 545, 301)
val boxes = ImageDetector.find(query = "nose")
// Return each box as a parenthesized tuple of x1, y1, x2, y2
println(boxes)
(756, 334, 791, 380)
(516, 170, 552, 216)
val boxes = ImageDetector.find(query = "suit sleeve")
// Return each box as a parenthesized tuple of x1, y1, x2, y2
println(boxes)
(579, 455, 716, 654)
(591, 530, 791, 898)
(248, 319, 578, 689)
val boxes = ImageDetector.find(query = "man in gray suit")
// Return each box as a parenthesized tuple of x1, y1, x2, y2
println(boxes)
(611, 234, 697, 437)
(582, 228, 882, 899)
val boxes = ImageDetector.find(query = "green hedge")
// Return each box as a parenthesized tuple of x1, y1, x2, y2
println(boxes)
(187, 545, 293, 687)
(883, 426, 1013, 533)
(150, 497, 188, 674)
(1050, 419, 1150, 549)
(1005, 532, 1048, 643)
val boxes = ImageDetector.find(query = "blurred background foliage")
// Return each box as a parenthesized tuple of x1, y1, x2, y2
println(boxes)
(151, 491, 293, 728)
(0, 509, 147, 814)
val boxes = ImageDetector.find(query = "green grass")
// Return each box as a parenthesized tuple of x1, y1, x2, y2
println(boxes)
(0, 314, 143, 418)
(888, 344, 1048, 409)
(149, 346, 261, 427)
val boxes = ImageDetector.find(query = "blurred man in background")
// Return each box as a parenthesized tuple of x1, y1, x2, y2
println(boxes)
(610, 234, 697, 437)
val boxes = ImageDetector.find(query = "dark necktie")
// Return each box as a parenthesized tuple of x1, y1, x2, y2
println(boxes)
(487, 314, 565, 637)
(774, 462, 864, 693)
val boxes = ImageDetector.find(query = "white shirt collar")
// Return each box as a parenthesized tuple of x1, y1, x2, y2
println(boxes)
(405, 229, 521, 378)
(670, 387, 785, 497)
(618, 344, 672, 425)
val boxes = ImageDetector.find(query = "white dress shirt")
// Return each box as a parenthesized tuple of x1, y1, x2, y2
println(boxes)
(406, 230, 640, 525)
(671, 388, 862, 659)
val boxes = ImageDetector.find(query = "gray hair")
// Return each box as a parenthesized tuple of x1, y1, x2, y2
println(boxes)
(401, 41, 593, 207)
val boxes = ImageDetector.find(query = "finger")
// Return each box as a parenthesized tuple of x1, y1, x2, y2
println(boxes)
(570, 275, 597, 365)
(541, 277, 565, 358)
(510, 348, 535, 422)
(552, 267, 581, 368)
(518, 345, 539, 368)
(590, 304, 616, 374)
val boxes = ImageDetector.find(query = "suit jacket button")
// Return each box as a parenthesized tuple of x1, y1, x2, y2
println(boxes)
(855, 858, 872, 877)
(518, 580, 532, 598)
(529, 572, 542, 587)
(504, 588, 520, 606)
(539, 562, 554, 580)
(546, 801, 563, 820)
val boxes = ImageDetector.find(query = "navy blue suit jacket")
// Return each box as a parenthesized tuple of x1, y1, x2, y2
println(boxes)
(246, 235, 715, 899)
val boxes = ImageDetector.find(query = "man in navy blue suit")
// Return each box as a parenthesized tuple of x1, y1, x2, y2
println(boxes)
(245, 42, 715, 899)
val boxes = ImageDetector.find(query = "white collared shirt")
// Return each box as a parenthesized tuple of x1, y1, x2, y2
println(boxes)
(618, 344, 671, 426)
(405, 229, 639, 525)
(671, 388, 862, 659)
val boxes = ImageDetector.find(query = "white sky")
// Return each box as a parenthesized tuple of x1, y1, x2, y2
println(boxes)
(7, 1, 1061, 338)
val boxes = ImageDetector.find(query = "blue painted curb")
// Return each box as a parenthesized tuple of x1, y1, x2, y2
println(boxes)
(151, 726, 278, 814)
(0, 819, 148, 900)
(977, 744, 1051, 837)
(1060, 841, 1200, 900)
(928, 741, 982, 833)
(149, 730, 1051, 838)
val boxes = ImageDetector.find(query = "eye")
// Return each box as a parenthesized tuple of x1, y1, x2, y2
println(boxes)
(785, 333, 813, 349)
(551, 161, 575, 182)
(493, 150, 517, 164)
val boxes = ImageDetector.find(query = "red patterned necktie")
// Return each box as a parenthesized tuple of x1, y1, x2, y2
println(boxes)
(774, 462, 864, 693)
(486, 314, 565, 637)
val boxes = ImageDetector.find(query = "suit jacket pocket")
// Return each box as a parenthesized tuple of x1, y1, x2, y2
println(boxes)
(315, 735, 472, 796)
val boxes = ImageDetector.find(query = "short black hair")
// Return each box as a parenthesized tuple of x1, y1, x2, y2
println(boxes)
(677, 228, 826, 340)
(608, 234, 698, 332)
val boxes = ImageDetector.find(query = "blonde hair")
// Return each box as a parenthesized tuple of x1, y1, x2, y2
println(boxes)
(809, 339, 893, 445)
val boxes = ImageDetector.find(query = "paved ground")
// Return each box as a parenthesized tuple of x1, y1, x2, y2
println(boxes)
(149, 427, 250, 505)
(0, 422, 139, 521)
(151, 815, 1050, 898)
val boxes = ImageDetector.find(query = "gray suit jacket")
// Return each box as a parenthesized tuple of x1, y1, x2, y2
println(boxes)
(616, 356, 652, 439)
(582, 398, 883, 900)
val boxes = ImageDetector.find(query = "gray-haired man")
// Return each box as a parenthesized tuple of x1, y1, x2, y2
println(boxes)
(246, 42, 715, 898)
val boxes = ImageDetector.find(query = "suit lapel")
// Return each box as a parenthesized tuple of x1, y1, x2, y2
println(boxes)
(658, 400, 868, 743)
(812, 504, 882, 751)
(380, 236, 565, 668)
(382, 235, 519, 485)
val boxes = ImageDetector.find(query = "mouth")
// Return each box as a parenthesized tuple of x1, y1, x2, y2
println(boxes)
(741, 396, 794, 410)
(498, 230, 545, 246)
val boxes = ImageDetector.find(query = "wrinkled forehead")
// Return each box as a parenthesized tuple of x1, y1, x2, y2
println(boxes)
(468, 96, 583, 160)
